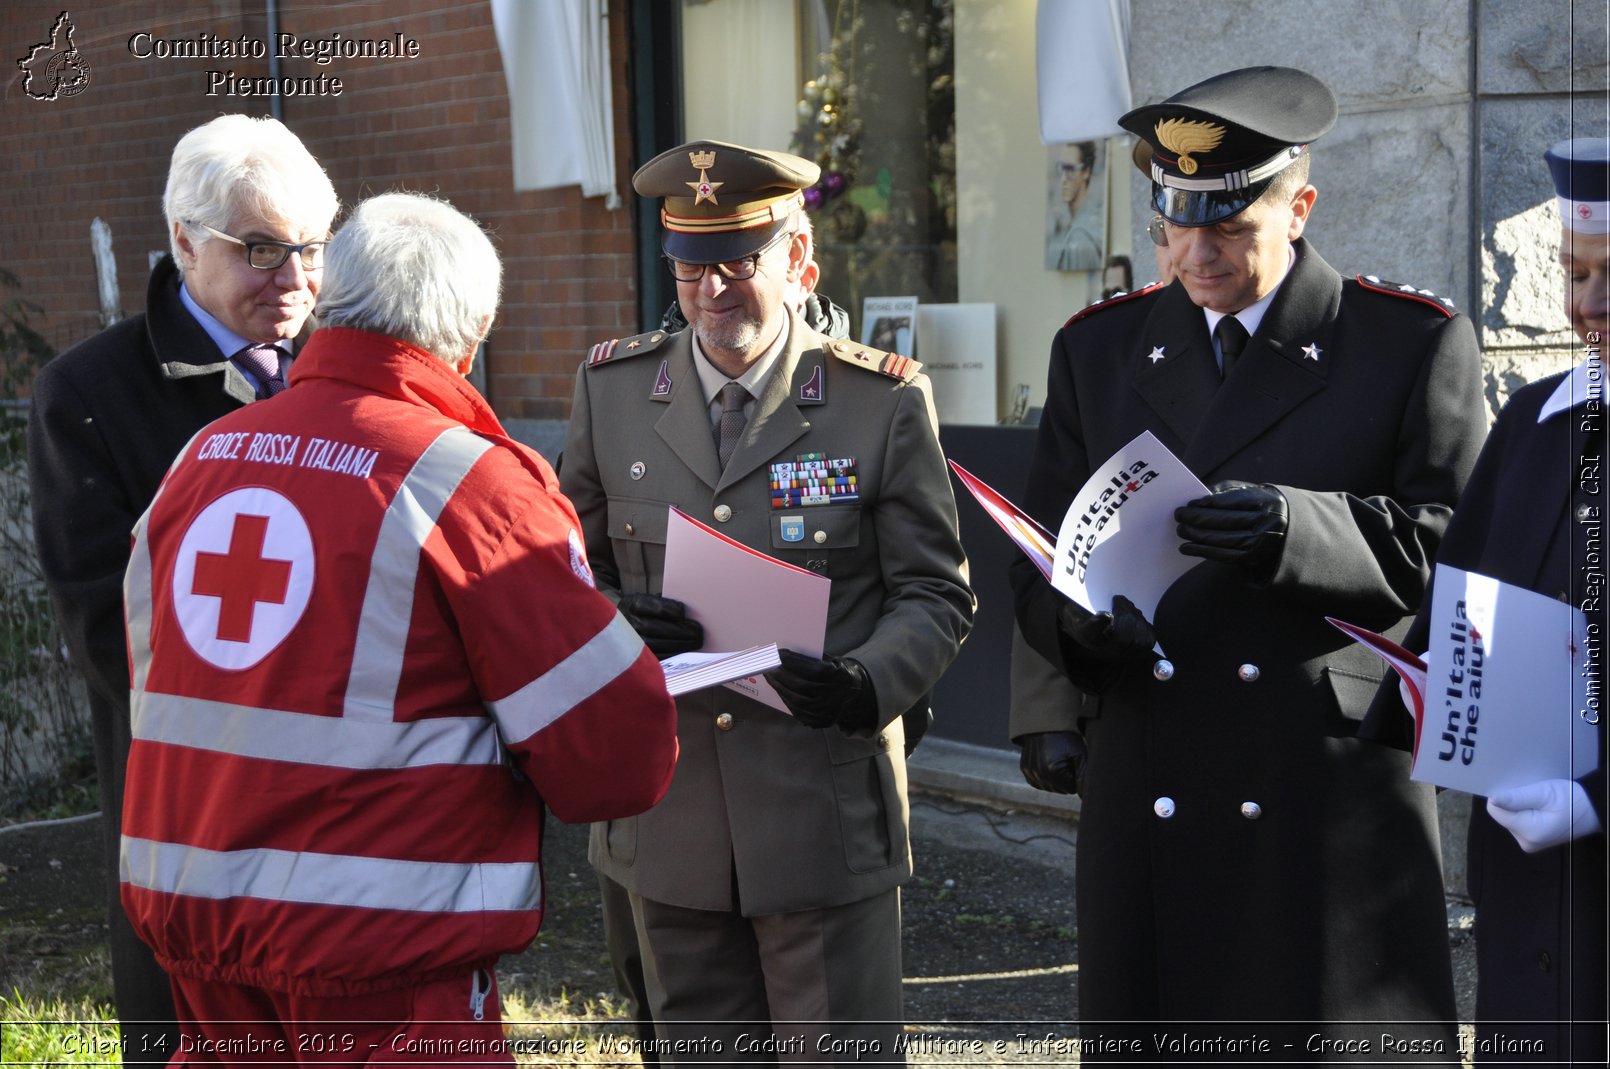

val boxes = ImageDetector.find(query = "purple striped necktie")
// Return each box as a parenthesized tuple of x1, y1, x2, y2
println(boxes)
(235, 343, 286, 398)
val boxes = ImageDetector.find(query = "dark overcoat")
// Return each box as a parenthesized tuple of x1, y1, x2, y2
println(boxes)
(1011, 239, 1486, 1053)
(27, 256, 263, 1051)
(1366, 369, 1607, 1064)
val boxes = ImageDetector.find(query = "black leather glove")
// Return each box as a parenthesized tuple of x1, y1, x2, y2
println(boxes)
(1175, 480, 1289, 583)
(1017, 731, 1087, 796)
(765, 649, 879, 734)
(1056, 594, 1158, 664)
(617, 593, 703, 658)
(901, 699, 934, 756)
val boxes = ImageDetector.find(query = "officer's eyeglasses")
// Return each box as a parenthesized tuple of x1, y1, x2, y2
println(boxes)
(1146, 214, 1169, 248)
(196, 222, 328, 271)
(665, 229, 794, 283)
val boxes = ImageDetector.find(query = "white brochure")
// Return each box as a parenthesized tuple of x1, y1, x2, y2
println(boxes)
(1415, 563, 1598, 795)
(1050, 430, 1208, 622)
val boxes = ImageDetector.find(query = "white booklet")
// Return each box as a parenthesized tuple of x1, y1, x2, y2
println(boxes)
(660, 507, 830, 713)
(948, 432, 1206, 654)
(1332, 565, 1597, 795)
(1415, 563, 1597, 795)
(1050, 430, 1208, 623)
(661, 643, 782, 697)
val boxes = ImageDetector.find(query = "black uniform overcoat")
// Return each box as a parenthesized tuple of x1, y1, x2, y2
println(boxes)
(1367, 369, 1607, 1065)
(27, 256, 261, 1048)
(1011, 239, 1486, 1053)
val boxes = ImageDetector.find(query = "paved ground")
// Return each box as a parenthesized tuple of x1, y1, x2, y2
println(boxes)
(0, 788, 1475, 1066)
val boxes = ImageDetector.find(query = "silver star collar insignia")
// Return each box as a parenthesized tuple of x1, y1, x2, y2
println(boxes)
(1147, 346, 1166, 364)
(1302, 343, 1321, 362)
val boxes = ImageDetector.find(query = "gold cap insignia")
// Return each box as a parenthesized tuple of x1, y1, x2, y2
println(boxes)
(1155, 118, 1226, 176)
(686, 150, 722, 205)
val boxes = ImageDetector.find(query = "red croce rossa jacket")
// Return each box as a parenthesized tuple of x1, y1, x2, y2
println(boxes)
(120, 327, 677, 996)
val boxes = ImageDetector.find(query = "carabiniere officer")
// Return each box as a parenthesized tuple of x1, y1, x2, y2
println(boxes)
(1009, 66, 1487, 1054)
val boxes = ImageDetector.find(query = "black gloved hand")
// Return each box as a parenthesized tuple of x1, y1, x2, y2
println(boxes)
(1056, 594, 1158, 664)
(1174, 480, 1289, 583)
(1017, 731, 1088, 796)
(765, 649, 879, 734)
(617, 593, 703, 659)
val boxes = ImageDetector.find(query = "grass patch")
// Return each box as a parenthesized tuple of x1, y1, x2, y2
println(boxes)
(502, 988, 646, 1064)
(0, 993, 119, 1066)
(0, 989, 651, 1067)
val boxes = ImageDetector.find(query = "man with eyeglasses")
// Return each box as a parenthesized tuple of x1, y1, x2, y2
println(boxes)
(27, 113, 337, 1064)
(1010, 67, 1486, 1057)
(561, 140, 974, 1062)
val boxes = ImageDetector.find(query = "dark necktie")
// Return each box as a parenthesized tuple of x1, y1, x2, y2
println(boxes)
(235, 344, 287, 399)
(715, 382, 750, 468)
(1214, 316, 1249, 379)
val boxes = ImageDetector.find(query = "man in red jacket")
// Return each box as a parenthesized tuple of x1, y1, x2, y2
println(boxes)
(121, 192, 679, 1061)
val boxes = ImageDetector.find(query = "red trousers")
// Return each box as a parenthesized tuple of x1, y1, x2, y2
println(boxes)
(166, 968, 514, 1066)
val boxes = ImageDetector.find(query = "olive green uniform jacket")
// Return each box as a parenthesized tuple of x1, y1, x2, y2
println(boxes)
(562, 308, 974, 915)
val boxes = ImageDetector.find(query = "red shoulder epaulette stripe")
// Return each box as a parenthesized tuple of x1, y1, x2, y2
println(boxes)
(1064, 281, 1165, 328)
(587, 338, 620, 366)
(1354, 275, 1457, 318)
(880, 353, 915, 380)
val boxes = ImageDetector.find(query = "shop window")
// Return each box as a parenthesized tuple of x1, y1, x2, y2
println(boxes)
(680, 0, 958, 325)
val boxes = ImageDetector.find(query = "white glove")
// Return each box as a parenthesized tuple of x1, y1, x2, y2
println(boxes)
(1486, 779, 1603, 853)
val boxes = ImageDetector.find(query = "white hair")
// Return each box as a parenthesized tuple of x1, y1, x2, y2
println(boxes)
(163, 114, 339, 267)
(316, 193, 501, 363)
(792, 208, 814, 244)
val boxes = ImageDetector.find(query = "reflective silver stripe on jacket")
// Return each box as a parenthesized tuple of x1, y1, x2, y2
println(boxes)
(131, 692, 503, 769)
(345, 426, 494, 722)
(127, 514, 158, 700)
(121, 836, 542, 914)
(489, 612, 646, 745)
(126, 428, 207, 698)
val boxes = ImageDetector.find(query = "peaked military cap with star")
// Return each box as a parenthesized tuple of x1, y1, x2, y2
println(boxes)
(1119, 66, 1338, 227)
(633, 139, 820, 264)
(1545, 137, 1610, 235)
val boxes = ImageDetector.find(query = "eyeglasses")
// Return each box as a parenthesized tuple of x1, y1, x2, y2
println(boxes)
(665, 229, 793, 283)
(196, 222, 327, 271)
(1146, 214, 1169, 248)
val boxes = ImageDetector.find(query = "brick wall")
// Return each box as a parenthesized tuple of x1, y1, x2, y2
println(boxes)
(3, 0, 640, 421)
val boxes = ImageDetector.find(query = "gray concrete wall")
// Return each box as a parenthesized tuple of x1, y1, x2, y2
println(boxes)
(1128, 0, 1608, 418)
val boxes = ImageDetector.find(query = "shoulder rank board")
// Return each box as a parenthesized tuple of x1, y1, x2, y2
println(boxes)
(1064, 280, 1166, 329)
(825, 339, 920, 383)
(1355, 274, 1457, 318)
(588, 329, 670, 367)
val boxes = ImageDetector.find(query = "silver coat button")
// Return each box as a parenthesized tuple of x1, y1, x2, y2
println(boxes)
(624, 522, 635, 535)
(813, 530, 828, 544)
(713, 504, 733, 522)
(1238, 663, 1260, 683)
(1153, 796, 1176, 819)
(715, 712, 734, 731)
(1152, 659, 1175, 682)
(630, 461, 646, 480)
(1578, 504, 1594, 521)
(1240, 801, 1263, 820)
